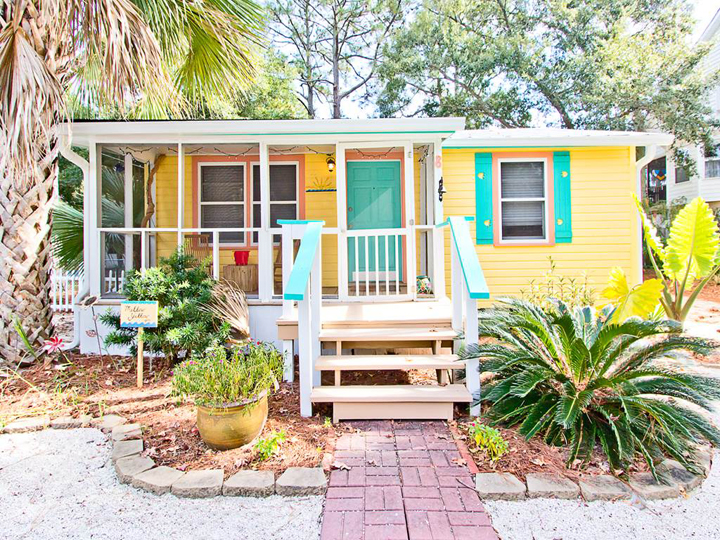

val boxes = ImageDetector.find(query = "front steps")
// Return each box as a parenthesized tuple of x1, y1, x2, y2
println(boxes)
(311, 385, 471, 423)
(310, 320, 472, 422)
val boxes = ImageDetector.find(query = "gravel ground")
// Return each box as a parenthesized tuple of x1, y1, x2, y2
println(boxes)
(0, 428, 323, 540)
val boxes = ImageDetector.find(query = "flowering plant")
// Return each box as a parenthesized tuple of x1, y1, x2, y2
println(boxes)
(43, 336, 64, 354)
(171, 341, 284, 408)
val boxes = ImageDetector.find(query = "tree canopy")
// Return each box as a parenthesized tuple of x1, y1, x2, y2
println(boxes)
(376, 0, 717, 149)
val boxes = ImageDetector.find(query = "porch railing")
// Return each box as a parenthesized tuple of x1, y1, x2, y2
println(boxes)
(438, 216, 490, 416)
(281, 220, 325, 417)
(346, 227, 409, 300)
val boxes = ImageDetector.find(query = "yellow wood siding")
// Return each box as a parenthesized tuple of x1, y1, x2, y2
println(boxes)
(441, 147, 639, 305)
(305, 153, 338, 287)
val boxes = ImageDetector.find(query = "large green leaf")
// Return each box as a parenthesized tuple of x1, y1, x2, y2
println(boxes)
(665, 197, 720, 281)
(633, 193, 667, 267)
(601, 266, 663, 323)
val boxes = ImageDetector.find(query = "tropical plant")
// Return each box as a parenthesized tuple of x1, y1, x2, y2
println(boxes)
(172, 341, 285, 409)
(0, 1, 263, 365)
(634, 195, 720, 322)
(462, 298, 720, 478)
(521, 257, 595, 310)
(601, 267, 665, 324)
(467, 422, 508, 464)
(100, 249, 228, 363)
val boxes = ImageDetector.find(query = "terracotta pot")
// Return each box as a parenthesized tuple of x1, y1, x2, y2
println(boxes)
(196, 392, 268, 450)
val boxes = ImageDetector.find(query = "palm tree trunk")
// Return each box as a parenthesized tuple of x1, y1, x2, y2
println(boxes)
(0, 138, 57, 365)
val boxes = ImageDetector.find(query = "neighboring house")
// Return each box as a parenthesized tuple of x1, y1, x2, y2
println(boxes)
(666, 9, 720, 208)
(59, 119, 672, 420)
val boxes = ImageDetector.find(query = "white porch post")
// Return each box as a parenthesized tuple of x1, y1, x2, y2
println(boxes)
(298, 286, 312, 417)
(432, 139, 446, 298)
(258, 142, 272, 301)
(212, 231, 220, 279)
(88, 139, 101, 296)
(403, 142, 417, 297)
(464, 278, 480, 416)
(311, 238, 322, 387)
(450, 243, 462, 336)
(281, 221, 296, 382)
(124, 152, 134, 272)
(176, 142, 184, 247)
(336, 144, 349, 300)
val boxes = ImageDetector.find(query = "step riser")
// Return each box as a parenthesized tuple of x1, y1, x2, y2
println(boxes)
(321, 340, 454, 350)
(321, 321, 452, 330)
(331, 402, 454, 423)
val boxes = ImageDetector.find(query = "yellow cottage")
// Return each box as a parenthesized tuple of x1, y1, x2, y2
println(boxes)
(60, 118, 673, 420)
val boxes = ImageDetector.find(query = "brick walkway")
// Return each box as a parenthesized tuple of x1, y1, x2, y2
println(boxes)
(320, 421, 498, 540)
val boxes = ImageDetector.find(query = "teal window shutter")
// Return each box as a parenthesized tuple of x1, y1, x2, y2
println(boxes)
(475, 152, 493, 244)
(553, 151, 572, 243)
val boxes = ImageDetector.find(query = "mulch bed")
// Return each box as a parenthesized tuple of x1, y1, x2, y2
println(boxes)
(0, 354, 339, 478)
(454, 415, 650, 482)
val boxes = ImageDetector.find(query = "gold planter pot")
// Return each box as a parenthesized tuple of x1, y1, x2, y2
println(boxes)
(196, 392, 268, 451)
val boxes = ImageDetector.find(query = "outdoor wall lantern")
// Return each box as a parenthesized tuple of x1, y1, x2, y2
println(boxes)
(326, 156, 336, 172)
(438, 177, 447, 201)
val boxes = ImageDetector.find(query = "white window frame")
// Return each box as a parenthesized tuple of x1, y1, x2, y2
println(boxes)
(498, 157, 549, 244)
(250, 161, 300, 246)
(197, 162, 247, 247)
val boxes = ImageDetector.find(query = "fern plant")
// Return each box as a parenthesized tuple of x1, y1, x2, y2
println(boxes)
(462, 298, 720, 478)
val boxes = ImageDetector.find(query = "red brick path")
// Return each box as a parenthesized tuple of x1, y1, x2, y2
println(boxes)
(320, 421, 498, 540)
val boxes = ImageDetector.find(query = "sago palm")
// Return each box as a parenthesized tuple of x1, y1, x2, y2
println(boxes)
(462, 298, 720, 478)
(0, 1, 262, 364)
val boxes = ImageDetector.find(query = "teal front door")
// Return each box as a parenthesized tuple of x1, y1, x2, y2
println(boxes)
(347, 161, 402, 282)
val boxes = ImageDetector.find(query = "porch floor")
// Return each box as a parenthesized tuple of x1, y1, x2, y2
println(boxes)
(277, 298, 453, 338)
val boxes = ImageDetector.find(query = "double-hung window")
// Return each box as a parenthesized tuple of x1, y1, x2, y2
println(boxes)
(499, 159, 547, 241)
(199, 164, 245, 245)
(252, 164, 299, 243)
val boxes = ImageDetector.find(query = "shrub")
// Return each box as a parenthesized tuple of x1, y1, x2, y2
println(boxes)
(254, 429, 287, 460)
(462, 298, 720, 478)
(171, 341, 284, 408)
(521, 257, 595, 310)
(100, 248, 228, 362)
(467, 422, 508, 463)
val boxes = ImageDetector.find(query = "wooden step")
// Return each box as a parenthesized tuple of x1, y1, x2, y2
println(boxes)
(311, 384, 472, 422)
(315, 354, 462, 371)
(319, 327, 457, 342)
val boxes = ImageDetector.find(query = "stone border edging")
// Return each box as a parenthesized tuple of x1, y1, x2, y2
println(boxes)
(1, 413, 327, 499)
(474, 449, 713, 502)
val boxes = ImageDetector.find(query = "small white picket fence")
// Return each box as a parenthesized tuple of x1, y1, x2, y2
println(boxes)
(51, 270, 82, 312)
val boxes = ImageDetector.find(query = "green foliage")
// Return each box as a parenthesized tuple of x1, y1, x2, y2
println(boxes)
(233, 49, 308, 120)
(467, 422, 508, 463)
(100, 249, 228, 362)
(521, 257, 595, 310)
(377, 0, 716, 153)
(254, 429, 288, 461)
(172, 341, 284, 408)
(58, 153, 86, 211)
(634, 195, 720, 321)
(462, 298, 720, 478)
(601, 266, 664, 323)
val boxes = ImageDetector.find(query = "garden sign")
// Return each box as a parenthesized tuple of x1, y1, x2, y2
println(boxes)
(120, 301, 159, 388)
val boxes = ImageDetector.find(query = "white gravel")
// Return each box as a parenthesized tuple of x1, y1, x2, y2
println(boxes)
(0, 428, 322, 540)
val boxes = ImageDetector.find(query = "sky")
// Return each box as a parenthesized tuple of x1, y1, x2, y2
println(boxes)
(694, 0, 720, 39)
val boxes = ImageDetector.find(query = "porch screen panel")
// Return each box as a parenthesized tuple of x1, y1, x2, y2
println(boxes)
(200, 165, 244, 243)
(252, 164, 298, 242)
(500, 161, 546, 240)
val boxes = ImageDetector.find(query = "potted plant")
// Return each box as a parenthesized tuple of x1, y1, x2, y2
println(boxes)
(172, 341, 284, 450)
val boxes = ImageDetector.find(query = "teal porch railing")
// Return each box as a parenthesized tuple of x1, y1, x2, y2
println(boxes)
(437, 216, 489, 415)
